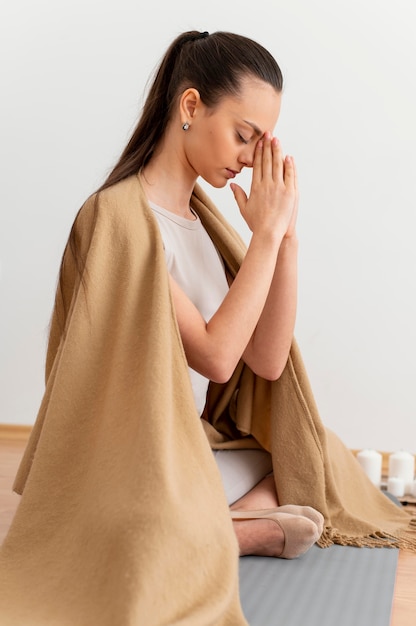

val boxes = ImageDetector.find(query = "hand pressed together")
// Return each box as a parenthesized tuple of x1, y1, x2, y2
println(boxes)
(230, 131, 298, 242)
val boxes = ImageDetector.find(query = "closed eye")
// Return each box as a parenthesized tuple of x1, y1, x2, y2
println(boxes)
(237, 132, 249, 145)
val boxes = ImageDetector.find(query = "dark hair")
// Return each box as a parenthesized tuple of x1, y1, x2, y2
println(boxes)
(99, 30, 283, 191)
(55, 31, 283, 328)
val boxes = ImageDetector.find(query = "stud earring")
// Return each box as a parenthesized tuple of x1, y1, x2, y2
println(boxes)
(182, 122, 190, 131)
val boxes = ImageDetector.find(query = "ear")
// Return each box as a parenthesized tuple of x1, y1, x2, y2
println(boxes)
(179, 88, 201, 126)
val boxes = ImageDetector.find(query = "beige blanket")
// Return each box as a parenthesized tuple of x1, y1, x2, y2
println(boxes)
(0, 174, 415, 625)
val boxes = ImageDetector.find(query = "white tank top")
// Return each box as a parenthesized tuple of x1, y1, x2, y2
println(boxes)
(149, 201, 229, 415)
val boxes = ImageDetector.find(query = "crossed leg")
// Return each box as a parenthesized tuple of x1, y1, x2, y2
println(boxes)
(229, 475, 286, 557)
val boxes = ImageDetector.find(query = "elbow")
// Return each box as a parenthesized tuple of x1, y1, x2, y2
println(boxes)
(243, 341, 290, 381)
(204, 360, 286, 384)
(187, 349, 238, 385)
(261, 366, 285, 381)
(209, 358, 287, 384)
(205, 352, 240, 384)
(252, 368, 283, 381)
(249, 358, 288, 381)
(209, 362, 236, 384)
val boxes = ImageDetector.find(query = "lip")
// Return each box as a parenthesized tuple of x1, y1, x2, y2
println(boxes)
(226, 168, 238, 179)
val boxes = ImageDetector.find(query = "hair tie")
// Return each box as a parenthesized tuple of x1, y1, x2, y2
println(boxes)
(182, 31, 210, 47)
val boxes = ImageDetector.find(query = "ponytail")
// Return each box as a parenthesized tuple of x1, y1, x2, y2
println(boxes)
(98, 30, 283, 192)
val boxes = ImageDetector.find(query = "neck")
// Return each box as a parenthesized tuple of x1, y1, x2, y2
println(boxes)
(141, 134, 198, 219)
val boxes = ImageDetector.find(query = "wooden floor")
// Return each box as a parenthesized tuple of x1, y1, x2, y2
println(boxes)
(1, 430, 416, 625)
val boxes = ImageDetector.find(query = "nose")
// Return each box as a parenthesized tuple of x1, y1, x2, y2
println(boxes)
(238, 145, 256, 168)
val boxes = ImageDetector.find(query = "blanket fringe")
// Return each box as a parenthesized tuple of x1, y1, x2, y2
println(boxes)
(317, 525, 416, 552)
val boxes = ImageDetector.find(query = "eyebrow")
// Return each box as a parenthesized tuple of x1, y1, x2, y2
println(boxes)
(243, 120, 263, 136)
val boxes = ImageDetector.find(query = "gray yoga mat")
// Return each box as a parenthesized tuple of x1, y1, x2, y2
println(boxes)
(239, 491, 401, 626)
(239, 541, 399, 626)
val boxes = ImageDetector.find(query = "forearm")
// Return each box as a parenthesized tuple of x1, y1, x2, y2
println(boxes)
(174, 232, 281, 383)
(243, 235, 298, 379)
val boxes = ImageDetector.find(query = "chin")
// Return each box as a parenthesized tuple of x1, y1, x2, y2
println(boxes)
(200, 174, 228, 189)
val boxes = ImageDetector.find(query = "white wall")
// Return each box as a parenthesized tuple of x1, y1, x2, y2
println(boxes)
(1, 0, 415, 452)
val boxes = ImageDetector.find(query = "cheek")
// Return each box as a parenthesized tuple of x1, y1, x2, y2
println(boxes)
(195, 134, 220, 169)
(206, 131, 232, 164)
(188, 122, 228, 172)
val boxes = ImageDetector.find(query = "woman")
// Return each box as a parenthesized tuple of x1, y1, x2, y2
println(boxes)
(98, 29, 323, 559)
(2, 30, 415, 626)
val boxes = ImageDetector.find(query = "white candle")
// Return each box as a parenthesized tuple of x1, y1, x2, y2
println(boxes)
(356, 449, 382, 486)
(387, 476, 405, 497)
(388, 451, 415, 494)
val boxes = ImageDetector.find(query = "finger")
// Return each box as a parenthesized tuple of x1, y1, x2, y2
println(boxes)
(292, 155, 298, 191)
(293, 158, 299, 212)
(230, 183, 248, 214)
(283, 155, 295, 190)
(251, 138, 264, 185)
(261, 131, 273, 179)
(271, 137, 284, 182)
